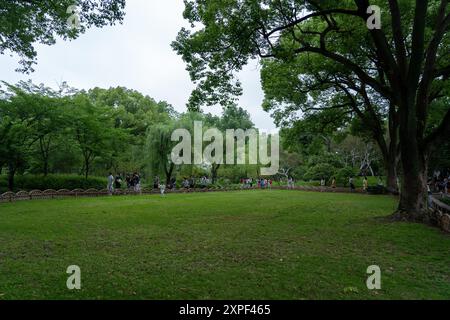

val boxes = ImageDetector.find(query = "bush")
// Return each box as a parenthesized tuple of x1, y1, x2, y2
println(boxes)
(0, 174, 107, 193)
(367, 185, 387, 195)
(334, 167, 359, 187)
(306, 153, 345, 169)
(303, 163, 336, 181)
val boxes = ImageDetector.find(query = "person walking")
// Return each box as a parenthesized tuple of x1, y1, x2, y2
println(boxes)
(159, 182, 166, 196)
(331, 177, 337, 189)
(288, 177, 294, 189)
(363, 176, 368, 192)
(349, 177, 356, 193)
(107, 173, 114, 195)
(133, 172, 141, 194)
(183, 178, 190, 190)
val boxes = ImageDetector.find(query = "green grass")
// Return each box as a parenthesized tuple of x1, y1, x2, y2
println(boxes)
(0, 190, 449, 300)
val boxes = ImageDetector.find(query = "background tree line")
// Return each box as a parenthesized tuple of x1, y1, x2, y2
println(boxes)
(0, 79, 396, 193)
(0, 81, 262, 192)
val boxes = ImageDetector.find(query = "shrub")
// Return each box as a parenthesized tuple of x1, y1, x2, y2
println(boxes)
(303, 163, 336, 181)
(367, 185, 387, 195)
(0, 174, 106, 193)
(334, 167, 359, 187)
(306, 153, 345, 169)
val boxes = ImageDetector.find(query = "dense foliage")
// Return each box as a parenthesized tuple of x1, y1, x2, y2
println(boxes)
(173, 0, 450, 219)
(0, 0, 126, 72)
(0, 81, 266, 190)
(0, 174, 106, 193)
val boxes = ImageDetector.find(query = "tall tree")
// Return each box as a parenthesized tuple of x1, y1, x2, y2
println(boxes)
(261, 55, 401, 191)
(0, 84, 42, 189)
(68, 93, 119, 179)
(207, 104, 254, 183)
(173, 0, 450, 221)
(145, 121, 180, 185)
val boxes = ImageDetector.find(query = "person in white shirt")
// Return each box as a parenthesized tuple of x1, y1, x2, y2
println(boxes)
(288, 177, 294, 189)
(159, 183, 166, 196)
(107, 173, 114, 194)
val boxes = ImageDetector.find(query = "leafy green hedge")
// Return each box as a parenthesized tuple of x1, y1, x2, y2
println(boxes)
(367, 185, 387, 195)
(0, 174, 107, 193)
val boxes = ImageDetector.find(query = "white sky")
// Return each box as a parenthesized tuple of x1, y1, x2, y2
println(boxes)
(0, 0, 276, 131)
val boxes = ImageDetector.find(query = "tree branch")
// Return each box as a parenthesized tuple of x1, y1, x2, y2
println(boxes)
(417, 0, 449, 138)
(388, 0, 408, 73)
(423, 107, 450, 148)
(293, 45, 392, 99)
(266, 8, 361, 37)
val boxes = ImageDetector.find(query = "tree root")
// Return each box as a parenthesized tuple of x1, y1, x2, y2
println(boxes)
(389, 210, 430, 224)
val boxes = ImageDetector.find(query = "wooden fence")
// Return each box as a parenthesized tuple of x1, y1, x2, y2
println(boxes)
(430, 194, 450, 233)
(0, 185, 362, 203)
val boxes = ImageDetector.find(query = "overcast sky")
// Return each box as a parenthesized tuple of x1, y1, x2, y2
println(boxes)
(0, 0, 276, 131)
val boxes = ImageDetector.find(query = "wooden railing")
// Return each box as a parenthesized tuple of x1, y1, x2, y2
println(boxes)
(0, 185, 365, 203)
(430, 194, 450, 233)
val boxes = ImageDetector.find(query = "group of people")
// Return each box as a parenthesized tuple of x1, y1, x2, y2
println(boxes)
(108, 172, 435, 195)
(179, 176, 212, 189)
(153, 176, 213, 194)
(153, 176, 177, 190)
(319, 176, 372, 193)
(321, 177, 338, 189)
(107, 172, 141, 194)
(240, 178, 274, 189)
(430, 170, 449, 194)
(427, 169, 449, 208)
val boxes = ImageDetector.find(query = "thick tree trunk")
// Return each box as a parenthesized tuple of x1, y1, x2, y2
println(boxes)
(394, 163, 428, 222)
(43, 159, 49, 177)
(393, 98, 429, 222)
(83, 150, 93, 180)
(85, 160, 90, 180)
(39, 136, 50, 177)
(385, 103, 400, 193)
(165, 163, 175, 186)
(385, 151, 399, 193)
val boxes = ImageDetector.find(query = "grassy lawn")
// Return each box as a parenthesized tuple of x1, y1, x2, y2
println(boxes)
(0, 190, 449, 300)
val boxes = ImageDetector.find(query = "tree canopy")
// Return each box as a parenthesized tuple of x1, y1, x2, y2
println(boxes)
(173, 0, 450, 220)
(0, 0, 126, 72)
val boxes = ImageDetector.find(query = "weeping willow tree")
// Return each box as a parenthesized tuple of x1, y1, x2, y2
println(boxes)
(145, 122, 179, 185)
